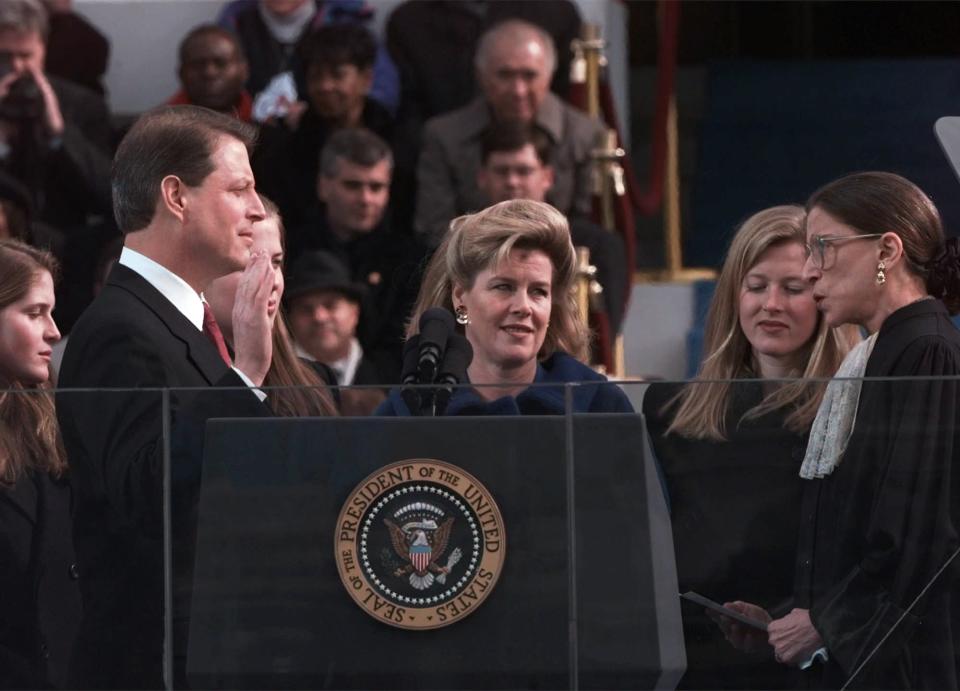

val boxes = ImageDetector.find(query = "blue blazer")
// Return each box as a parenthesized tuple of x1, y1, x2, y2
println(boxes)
(377, 351, 634, 416)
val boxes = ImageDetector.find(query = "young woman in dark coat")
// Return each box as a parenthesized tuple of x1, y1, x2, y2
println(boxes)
(643, 205, 858, 689)
(0, 240, 80, 689)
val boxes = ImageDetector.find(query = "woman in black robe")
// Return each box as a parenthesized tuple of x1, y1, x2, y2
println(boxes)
(644, 206, 857, 688)
(729, 172, 960, 689)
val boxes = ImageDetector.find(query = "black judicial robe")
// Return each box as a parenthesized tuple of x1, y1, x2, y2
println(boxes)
(643, 382, 805, 690)
(796, 299, 960, 689)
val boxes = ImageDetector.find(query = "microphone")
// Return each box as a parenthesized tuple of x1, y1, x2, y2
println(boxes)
(434, 334, 474, 416)
(416, 307, 456, 385)
(399, 335, 423, 415)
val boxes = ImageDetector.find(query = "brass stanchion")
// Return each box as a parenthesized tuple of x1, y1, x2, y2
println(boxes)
(635, 95, 716, 284)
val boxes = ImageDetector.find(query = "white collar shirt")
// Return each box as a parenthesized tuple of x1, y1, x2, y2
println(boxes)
(117, 246, 265, 399)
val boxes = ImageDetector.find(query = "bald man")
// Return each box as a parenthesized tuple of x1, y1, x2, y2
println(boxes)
(414, 19, 603, 247)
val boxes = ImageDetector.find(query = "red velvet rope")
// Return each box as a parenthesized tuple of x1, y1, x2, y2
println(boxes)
(612, 0, 680, 217)
(568, 0, 680, 359)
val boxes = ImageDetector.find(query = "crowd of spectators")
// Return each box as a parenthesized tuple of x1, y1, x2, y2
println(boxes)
(0, 0, 623, 393)
(4, 3, 960, 691)
(0, 4, 612, 680)
(0, 3, 641, 688)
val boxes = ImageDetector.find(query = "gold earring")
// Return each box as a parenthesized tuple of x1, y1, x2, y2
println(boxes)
(876, 261, 886, 285)
(455, 305, 470, 325)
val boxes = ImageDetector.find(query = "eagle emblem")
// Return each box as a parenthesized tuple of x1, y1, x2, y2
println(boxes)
(336, 460, 506, 629)
(385, 513, 462, 590)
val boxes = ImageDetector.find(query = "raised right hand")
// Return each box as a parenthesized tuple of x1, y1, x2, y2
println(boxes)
(231, 251, 274, 386)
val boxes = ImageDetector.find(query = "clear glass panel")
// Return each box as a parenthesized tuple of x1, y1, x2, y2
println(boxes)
(638, 375, 960, 690)
(182, 381, 576, 689)
(14, 374, 952, 689)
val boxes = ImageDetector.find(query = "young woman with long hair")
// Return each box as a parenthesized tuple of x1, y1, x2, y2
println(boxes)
(0, 239, 80, 689)
(642, 205, 858, 689)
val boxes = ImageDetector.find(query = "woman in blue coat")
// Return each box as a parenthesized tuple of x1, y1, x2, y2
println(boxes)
(378, 199, 631, 415)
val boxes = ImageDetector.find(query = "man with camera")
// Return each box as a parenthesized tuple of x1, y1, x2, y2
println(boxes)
(0, 0, 111, 232)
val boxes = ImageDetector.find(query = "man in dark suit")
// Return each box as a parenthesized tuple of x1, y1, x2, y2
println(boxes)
(0, 0, 115, 332)
(56, 105, 275, 689)
(287, 127, 426, 384)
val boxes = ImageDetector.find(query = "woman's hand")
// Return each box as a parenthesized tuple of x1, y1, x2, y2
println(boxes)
(767, 608, 824, 665)
(710, 600, 773, 654)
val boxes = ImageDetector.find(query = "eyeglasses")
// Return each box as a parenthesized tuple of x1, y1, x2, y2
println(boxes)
(805, 233, 884, 269)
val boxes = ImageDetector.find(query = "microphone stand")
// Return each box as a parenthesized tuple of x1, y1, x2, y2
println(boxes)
(399, 335, 441, 416)
(400, 336, 427, 416)
(434, 334, 473, 417)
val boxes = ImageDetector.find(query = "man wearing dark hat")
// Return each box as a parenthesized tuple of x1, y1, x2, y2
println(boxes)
(286, 249, 385, 386)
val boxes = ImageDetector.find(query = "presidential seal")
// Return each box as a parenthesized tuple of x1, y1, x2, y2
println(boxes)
(335, 459, 506, 630)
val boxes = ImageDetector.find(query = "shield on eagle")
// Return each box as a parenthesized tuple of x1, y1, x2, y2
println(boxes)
(410, 539, 431, 575)
(385, 515, 457, 589)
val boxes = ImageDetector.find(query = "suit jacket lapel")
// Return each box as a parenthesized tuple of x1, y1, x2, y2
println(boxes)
(1, 473, 37, 525)
(107, 264, 230, 384)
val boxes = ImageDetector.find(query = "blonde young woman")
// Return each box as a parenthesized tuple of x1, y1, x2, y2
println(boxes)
(642, 205, 858, 689)
(0, 240, 80, 689)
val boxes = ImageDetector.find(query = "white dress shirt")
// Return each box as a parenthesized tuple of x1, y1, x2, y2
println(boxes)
(118, 247, 265, 400)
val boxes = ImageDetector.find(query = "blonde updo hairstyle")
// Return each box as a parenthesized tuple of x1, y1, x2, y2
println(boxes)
(407, 199, 589, 362)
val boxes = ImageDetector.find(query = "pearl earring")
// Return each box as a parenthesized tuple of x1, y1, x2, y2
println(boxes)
(455, 305, 470, 325)
(876, 261, 886, 285)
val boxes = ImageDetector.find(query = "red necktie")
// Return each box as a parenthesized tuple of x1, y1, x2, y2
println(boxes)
(202, 302, 232, 366)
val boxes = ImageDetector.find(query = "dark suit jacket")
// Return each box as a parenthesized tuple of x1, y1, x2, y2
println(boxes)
(0, 76, 113, 232)
(0, 471, 81, 690)
(45, 12, 110, 95)
(48, 77, 113, 227)
(56, 264, 269, 689)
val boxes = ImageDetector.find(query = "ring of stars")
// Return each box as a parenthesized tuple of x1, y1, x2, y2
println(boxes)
(358, 483, 482, 606)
